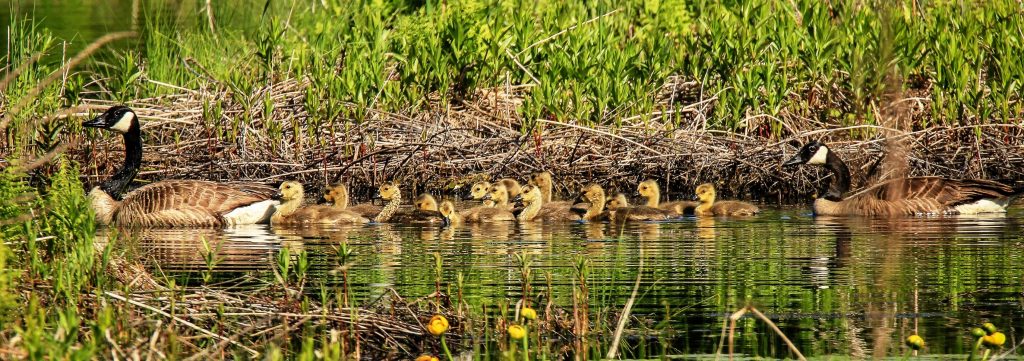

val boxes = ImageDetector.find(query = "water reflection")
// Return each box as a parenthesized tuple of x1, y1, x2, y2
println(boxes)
(101, 207, 1024, 357)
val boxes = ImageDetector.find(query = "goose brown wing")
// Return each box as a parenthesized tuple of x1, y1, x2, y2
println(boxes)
(116, 180, 274, 227)
(847, 177, 1014, 214)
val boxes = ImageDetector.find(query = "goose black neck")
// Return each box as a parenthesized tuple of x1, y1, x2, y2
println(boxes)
(822, 152, 850, 201)
(101, 124, 142, 199)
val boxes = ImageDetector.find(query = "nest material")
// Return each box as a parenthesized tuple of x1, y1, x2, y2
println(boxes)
(68, 77, 1024, 204)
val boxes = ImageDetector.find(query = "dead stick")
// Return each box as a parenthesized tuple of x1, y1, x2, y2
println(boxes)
(103, 291, 260, 357)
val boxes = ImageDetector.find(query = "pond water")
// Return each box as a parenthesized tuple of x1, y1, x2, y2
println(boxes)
(101, 205, 1024, 359)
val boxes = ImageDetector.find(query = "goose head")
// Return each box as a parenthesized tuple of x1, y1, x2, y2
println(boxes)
(468, 181, 491, 201)
(578, 183, 605, 204)
(275, 181, 305, 202)
(529, 171, 553, 188)
(83, 105, 139, 134)
(694, 183, 717, 204)
(607, 193, 629, 209)
(438, 200, 457, 227)
(415, 194, 439, 211)
(376, 183, 401, 201)
(514, 185, 543, 206)
(784, 141, 830, 167)
(322, 182, 348, 205)
(637, 179, 659, 198)
(482, 183, 510, 204)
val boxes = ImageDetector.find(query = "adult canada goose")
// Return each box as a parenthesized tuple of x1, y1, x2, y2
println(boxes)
(372, 183, 404, 222)
(391, 194, 445, 224)
(438, 200, 462, 227)
(461, 184, 515, 222)
(322, 182, 383, 219)
(271, 181, 369, 225)
(84, 106, 278, 227)
(529, 171, 575, 217)
(783, 141, 1021, 216)
(693, 183, 760, 216)
(637, 180, 698, 216)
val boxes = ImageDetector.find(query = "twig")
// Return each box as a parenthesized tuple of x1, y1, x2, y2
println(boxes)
(103, 291, 260, 357)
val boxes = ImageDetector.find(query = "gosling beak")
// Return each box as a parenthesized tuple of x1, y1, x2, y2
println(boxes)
(272, 191, 284, 200)
(690, 194, 700, 201)
(372, 192, 382, 199)
(441, 216, 451, 228)
(573, 194, 586, 203)
(511, 194, 523, 203)
(317, 195, 328, 204)
(481, 193, 492, 201)
(782, 154, 805, 167)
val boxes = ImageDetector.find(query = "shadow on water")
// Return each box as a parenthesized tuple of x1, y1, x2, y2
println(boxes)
(100, 207, 1024, 358)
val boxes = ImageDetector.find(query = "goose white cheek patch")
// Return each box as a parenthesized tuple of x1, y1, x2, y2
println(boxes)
(110, 111, 135, 133)
(807, 146, 829, 165)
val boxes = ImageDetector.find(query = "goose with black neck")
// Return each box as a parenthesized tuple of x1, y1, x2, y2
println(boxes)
(84, 106, 279, 227)
(783, 141, 1021, 216)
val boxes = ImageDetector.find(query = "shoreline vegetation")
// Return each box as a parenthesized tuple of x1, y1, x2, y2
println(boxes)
(1, 0, 1023, 359)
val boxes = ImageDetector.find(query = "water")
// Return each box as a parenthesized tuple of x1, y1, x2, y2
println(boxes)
(100, 205, 1024, 358)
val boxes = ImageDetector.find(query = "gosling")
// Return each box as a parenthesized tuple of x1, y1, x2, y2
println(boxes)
(693, 183, 759, 216)
(637, 179, 698, 216)
(271, 181, 369, 225)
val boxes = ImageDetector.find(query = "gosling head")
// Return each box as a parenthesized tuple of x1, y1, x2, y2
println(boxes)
(482, 184, 510, 204)
(515, 185, 542, 205)
(275, 181, 305, 202)
(529, 171, 553, 188)
(438, 200, 457, 227)
(637, 179, 660, 198)
(468, 181, 491, 200)
(323, 182, 348, 204)
(83, 105, 139, 134)
(694, 183, 717, 203)
(784, 141, 830, 167)
(377, 183, 401, 201)
(607, 193, 629, 209)
(415, 194, 439, 211)
(578, 183, 605, 204)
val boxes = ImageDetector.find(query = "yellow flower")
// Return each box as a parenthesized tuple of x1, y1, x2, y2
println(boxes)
(508, 324, 526, 340)
(427, 315, 449, 336)
(521, 307, 537, 321)
(983, 332, 1006, 348)
(415, 356, 439, 361)
(982, 322, 997, 335)
(905, 335, 924, 350)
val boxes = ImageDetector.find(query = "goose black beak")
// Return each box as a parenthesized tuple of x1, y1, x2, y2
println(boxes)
(83, 115, 107, 128)
(783, 154, 806, 167)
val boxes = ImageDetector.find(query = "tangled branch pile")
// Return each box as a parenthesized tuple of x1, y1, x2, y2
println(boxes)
(69, 77, 1024, 204)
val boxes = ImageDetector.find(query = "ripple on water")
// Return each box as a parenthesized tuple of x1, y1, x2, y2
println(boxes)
(107, 206, 1024, 357)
